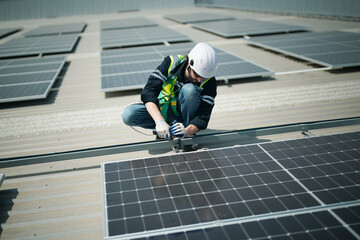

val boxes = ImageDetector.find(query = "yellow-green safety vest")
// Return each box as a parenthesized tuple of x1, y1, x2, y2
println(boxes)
(158, 55, 210, 122)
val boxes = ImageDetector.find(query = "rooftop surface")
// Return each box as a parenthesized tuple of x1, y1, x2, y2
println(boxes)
(0, 6, 359, 239)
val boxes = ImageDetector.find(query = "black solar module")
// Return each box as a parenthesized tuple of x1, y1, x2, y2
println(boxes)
(102, 131, 360, 239)
(100, 43, 273, 92)
(246, 30, 360, 69)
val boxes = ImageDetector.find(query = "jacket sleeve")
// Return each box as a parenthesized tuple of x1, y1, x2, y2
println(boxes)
(141, 56, 171, 105)
(188, 77, 217, 130)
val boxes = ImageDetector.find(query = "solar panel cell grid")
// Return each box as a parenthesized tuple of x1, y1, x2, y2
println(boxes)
(246, 30, 360, 68)
(102, 131, 360, 240)
(101, 18, 157, 31)
(100, 43, 273, 92)
(100, 26, 191, 49)
(165, 13, 235, 24)
(23, 22, 86, 37)
(0, 28, 21, 39)
(0, 35, 79, 58)
(131, 209, 359, 240)
(0, 56, 66, 103)
(0, 72, 57, 85)
(192, 19, 308, 38)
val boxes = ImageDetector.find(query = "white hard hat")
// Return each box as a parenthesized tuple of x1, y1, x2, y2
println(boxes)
(188, 42, 217, 79)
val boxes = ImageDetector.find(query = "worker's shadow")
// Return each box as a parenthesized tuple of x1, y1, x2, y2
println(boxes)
(148, 128, 271, 155)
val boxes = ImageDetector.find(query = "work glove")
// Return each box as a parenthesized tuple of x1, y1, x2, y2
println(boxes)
(155, 119, 170, 139)
(170, 121, 185, 138)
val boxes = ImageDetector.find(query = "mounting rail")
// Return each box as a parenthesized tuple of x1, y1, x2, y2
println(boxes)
(1, 117, 359, 168)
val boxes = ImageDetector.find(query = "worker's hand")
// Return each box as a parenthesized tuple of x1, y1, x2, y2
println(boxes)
(170, 122, 185, 138)
(155, 119, 170, 139)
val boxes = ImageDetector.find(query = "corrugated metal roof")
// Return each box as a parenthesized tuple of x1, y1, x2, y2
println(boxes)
(1, 7, 360, 239)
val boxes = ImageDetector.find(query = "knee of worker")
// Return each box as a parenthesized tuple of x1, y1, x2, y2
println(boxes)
(180, 83, 200, 103)
(121, 106, 135, 126)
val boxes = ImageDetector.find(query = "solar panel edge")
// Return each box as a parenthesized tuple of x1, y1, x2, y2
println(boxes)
(164, 13, 236, 24)
(101, 163, 111, 239)
(192, 24, 232, 38)
(216, 71, 273, 81)
(0, 93, 46, 103)
(245, 31, 360, 69)
(0, 35, 79, 59)
(164, 15, 187, 24)
(214, 47, 274, 79)
(0, 56, 66, 103)
(101, 39, 192, 50)
(23, 23, 87, 37)
(245, 39, 334, 68)
(0, 28, 22, 39)
(101, 24, 159, 31)
(101, 84, 145, 92)
(32, 55, 66, 101)
(192, 19, 309, 38)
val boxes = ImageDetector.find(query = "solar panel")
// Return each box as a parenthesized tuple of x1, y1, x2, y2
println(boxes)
(0, 28, 21, 39)
(100, 26, 191, 49)
(165, 13, 235, 24)
(100, 43, 273, 92)
(0, 56, 66, 103)
(132, 207, 360, 240)
(0, 35, 79, 58)
(23, 23, 86, 37)
(102, 131, 360, 239)
(245, 30, 360, 69)
(101, 17, 158, 31)
(192, 19, 309, 38)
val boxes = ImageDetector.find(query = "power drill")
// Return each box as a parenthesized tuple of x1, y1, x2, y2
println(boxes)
(153, 121, 183, 153)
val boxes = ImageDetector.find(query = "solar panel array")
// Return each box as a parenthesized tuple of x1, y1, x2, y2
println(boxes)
(101, 17, 158, 31)
(245, 30, 360, 69)
(102, 131, 360, 239)
(0, 56, 66, 103)
(23, 22, 86, 37)
(192, 18, 309, 38)
(0, 28, 21, 39)
(0, 34, 79, 59)
(100, 43, 273, 92)
(165, 13, 235, 24)
(100, 26, 191, 49)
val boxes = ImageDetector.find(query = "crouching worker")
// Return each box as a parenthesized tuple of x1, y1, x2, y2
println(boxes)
(122, 42, 218, 140)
